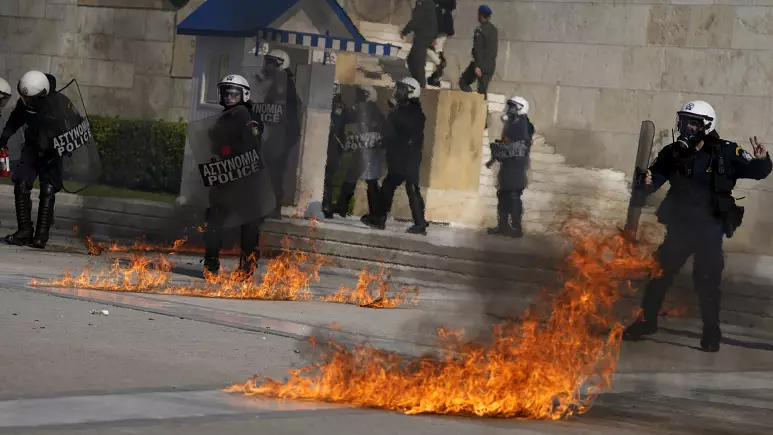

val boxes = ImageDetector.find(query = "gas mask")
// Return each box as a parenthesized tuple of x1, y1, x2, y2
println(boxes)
(393, 83, 411, 103)
(262, 57, 281, 78)
(501, 103, 522, 122)
(676, 113, 708, 149)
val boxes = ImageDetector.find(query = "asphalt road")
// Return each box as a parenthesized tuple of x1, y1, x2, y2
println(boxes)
(1, 240, 773, 434)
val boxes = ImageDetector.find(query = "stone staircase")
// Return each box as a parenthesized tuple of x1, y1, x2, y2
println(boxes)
(353, 21, 452, 89)
(351, 21, 657, 236)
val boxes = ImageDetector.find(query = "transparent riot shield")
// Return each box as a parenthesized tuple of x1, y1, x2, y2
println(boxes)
(182, 105, 276, 228)
(248, 69, 299, 207)
(37, 79, 102, 193)
(341, 99, 386, 181)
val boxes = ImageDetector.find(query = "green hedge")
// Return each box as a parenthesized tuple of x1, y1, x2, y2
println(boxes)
(91, 116, 186, 195)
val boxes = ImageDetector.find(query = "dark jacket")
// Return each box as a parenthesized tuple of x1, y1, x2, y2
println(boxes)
(328, 96, 346, 153)
(435, 0, 456, 37)
(402, 0, 438, 49)
(384, 99, 425, 184)
(0, 74, 61, 149)
(473, 21, 498, 74)
(493, 116, 535, 191)
(644, 131, 772, 231)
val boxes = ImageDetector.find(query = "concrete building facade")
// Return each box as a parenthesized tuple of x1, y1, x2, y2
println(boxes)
(345, 0, 773, 256)
(1, 0, 773, 256)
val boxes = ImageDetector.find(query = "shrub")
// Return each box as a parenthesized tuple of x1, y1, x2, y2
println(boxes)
(90, 116, 186, 195)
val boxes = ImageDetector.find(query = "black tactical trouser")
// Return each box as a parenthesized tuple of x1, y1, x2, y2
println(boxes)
(6, 145, 63, 248)
(380, 173, 426, 227)
(459, 62, 492, 99)
(497, 189, 523, 230)
(322, 142, 342, 212)
(640, 223, 724, 327)
(204, 206, 261, 274)
(407, 44, 429, 88)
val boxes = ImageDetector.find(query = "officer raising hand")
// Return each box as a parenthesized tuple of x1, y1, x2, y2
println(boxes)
(623, 100, 772, 353)
(749, 135, 767, 159)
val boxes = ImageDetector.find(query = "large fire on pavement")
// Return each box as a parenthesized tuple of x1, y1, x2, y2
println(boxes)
(225, 220, 659, 419)
(31, 237, 417, 307)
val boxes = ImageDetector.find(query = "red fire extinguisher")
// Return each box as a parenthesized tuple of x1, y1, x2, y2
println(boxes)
(0, 149, 9, 177)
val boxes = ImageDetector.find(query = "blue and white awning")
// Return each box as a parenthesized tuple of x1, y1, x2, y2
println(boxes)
(257, 29, 400, 57)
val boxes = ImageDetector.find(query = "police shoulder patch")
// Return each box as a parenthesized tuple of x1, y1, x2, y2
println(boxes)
(742, 150, 753, 161)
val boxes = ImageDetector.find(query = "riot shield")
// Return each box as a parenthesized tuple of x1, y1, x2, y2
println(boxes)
(37, 79, 102, 193)
(341, 100, 385, 153)
(623, 120, 656, 239)
(182, 105, 276, 228)
(249, 69, 296, 208)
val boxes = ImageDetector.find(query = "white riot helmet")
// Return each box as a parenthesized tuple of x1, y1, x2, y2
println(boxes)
(395, 77, 421, 101)
(503, 96, 528, 121)
(18, 70, 50, 111)
(217, 74, 251, 108)
(676, 100, 716, 148)
(265, 49, 290, 71)
(356, 84, 377, 102)
(0, 77, 11, 110)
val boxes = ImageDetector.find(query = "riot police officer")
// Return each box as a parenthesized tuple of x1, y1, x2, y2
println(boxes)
(203, 74, 270, 277)
(0, 71, 69, 249)
(0, 77, 11, 112)
(363, 77, 428, 235)
(322, 81, 347, 218)
(485, 96, 535, 238)
(338, 85, 386, 221)
(623, 100, 772, 352)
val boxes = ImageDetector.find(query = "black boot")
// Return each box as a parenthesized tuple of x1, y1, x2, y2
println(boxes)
(622, 318, 658, 341)
(507, 190, 524, 238)
(335, 181, 357, 218)
(5, 182, 34, 246)
(361, 180, 381, 221)
(405, 183, 427, 235)
(203, 251, 220, 275)
(488, 190, 511, 236)
(30, 184, 56, 249)
(238, 252, 257, 280)
(700, 324, 722, 353)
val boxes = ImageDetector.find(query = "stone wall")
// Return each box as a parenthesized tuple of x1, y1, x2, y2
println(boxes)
(346, 0, 773, 256)
(0, 0, 204, 122)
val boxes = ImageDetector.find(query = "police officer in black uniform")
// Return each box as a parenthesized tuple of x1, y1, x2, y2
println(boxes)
(623, 100, 772, 352)
(485, 96, 534, 238)
(322, 81, 347, 219)
(0, 70, 68, 249)
(401, 0, 438, 89)
(362, 77, 428, 235)
(203, 73, 268, 277)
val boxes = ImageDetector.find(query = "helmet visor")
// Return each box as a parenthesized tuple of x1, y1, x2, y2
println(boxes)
(506, 101, 522, 117)
(677, 112, 707, 139)
(394, 82, 412, 101)
(0, 93, 10, 110)
(218, 85, 243, 107)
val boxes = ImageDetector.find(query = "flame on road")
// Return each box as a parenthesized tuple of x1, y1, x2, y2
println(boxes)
(32, 239, 412, 307)
(226, 220, 658, 419)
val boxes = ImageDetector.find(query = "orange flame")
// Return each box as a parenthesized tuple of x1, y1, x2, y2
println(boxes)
(85, 235, 240, 257)
(323, 264, 419, 308)
(225, 219, 658, 419)
(32, 236, 413, 308)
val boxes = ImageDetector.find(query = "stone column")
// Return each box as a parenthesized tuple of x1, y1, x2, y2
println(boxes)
(294, 62, 336, 219)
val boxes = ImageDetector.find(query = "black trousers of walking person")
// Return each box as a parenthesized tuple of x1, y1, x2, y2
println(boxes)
(379, 173, 427, 231)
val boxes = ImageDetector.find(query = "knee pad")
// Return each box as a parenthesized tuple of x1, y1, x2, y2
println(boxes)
(13, 181, 33, 196)
(39, 183, 57, 198)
